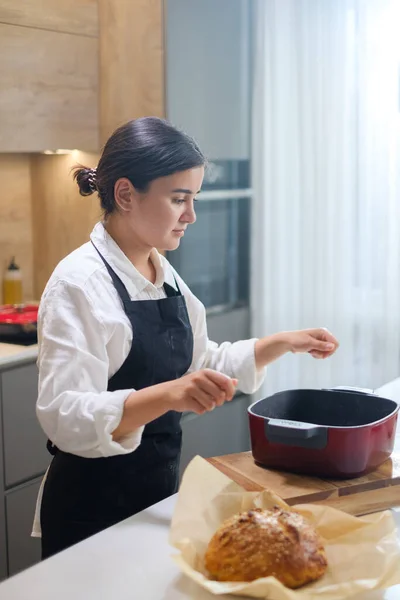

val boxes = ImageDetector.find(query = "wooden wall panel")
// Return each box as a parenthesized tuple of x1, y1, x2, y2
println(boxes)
(0, 0, 98, 37)
(0, 0, 167, 300)
(0, 155, 34, 302)
(0, 23, 99, 152)
(99, 0, 165, 144)
(31, 152, 102, 297)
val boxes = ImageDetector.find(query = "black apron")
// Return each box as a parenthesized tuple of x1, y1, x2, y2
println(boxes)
(40, 245, 194, 559)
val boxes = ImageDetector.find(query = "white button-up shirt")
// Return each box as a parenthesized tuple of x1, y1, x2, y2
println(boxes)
(36, 222, 265, 459)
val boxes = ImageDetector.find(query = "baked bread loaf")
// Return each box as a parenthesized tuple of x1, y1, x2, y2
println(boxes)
(204, 507, 328, 588)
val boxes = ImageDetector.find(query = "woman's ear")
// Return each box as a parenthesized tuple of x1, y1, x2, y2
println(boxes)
(114, 178, 137, 212)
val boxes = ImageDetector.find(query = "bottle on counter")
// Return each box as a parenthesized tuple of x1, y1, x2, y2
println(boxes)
(2, 257, 23, 305)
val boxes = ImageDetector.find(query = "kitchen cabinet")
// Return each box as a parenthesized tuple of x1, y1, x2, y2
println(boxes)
(0, 0, 167, 152)
(165, 0, 252, 160)
(0, 0, 165, 293)
(180, 393, 251, 477)
(0, 359, 48, 580)
(0, 0, 98, 37)
(5, 479, 42, 576)
(98, 0, 164, 144)
(0, 22, 98, 152)
(2, 364, 49, 488)
(207, 307, 250, 346)
(0, 383, 8, 581)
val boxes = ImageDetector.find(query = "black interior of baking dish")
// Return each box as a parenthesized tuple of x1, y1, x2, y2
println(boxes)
(251, 389, 398, 427)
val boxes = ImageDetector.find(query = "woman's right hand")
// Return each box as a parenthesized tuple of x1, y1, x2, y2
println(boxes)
(113, 369, 239, 441)
(164, 369, 238, 415)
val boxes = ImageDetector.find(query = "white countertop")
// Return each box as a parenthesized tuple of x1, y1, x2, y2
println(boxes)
(0, 343, 38, 369)
(0, 496, 398, 600)
(0, 379, 398, 599)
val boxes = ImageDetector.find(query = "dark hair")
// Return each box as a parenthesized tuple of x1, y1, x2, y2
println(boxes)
(72, 117, 206, 215)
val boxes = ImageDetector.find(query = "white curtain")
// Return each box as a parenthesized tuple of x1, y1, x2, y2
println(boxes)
(251, 0, 400, 396)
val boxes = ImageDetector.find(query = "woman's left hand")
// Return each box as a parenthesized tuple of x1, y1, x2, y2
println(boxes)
(286, 328, 339, 359)
(254, 328, 339, 369)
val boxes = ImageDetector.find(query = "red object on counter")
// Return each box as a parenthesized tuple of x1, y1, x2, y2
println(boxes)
(0, 304, 38, 343)
(0, 304, 38, 323)
(248, 388, 399, 479)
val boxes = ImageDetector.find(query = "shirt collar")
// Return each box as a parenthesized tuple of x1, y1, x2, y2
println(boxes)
(90, 222, 166, 298)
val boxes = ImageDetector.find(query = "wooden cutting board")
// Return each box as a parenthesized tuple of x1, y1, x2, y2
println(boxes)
(206, 448, 400, 517)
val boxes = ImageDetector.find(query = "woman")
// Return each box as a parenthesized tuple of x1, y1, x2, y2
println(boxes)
(33, 117, 338, 558)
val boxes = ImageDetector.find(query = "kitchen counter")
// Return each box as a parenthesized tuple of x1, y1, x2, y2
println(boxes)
(0, 378, 398, 598)
(0, 496, 398, 600)
(0, 343, 38, 370)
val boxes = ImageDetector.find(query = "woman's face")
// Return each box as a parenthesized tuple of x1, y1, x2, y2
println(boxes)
(114, 166, 204, 251)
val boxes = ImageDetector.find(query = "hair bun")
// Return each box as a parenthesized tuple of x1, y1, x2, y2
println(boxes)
(72, 166, 97, 196)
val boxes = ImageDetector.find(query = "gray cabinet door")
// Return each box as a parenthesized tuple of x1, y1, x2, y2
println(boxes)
(6, 479, 42, 576)
(165, 0, 251, 160)
(0, 379, 7, 581)
(207, 307, 250, 345)
(2, 364, 50, 488)
(180, 393, 251, 477)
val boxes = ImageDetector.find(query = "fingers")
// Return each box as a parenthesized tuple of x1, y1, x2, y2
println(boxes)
(197, 377, 226, 407)
(185, 397, 209, 415)
(186, 370, 238, 414)
(307, 328, 339, 357)
(309, 332, 338, 359)
(203, 369, 238, 400)
(189, 386, 217, 411)
(311, 338, 336, 352)
(316, 328, 339, 348)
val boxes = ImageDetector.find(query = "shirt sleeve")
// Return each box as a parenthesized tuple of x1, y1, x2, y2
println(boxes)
(172, 270, 267, 395)
(36, 280, 144, 458)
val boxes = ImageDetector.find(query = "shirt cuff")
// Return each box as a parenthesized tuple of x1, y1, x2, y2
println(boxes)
(95, 389, 144, 456)
(231, 338, 266, 395)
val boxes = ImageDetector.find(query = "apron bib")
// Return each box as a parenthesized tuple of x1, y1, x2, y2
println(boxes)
(40, 244, 193, 558)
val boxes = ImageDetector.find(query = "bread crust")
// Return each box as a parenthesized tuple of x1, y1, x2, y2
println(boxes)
(204, 507, 328, 588)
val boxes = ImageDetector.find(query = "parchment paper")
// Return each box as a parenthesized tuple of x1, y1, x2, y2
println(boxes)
(169, 456, 400, 599)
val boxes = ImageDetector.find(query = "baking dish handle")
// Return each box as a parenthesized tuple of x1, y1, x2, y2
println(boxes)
(323, 386, 375, 395)
(265, 419, 328, 449)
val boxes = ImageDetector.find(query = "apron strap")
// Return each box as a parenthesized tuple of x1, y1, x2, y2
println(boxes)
(91, 241, 182, 303)
(163, 278, 182, 298)
(91, 241, 131, 305)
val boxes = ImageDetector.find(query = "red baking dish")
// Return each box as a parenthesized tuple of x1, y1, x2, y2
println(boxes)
(0, 304, 38, 344)
(248, 388, 399, 478)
